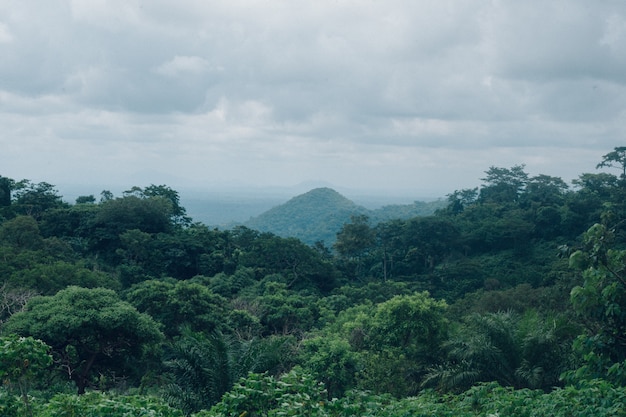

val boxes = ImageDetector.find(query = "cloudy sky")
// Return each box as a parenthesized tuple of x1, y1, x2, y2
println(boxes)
(1, 0, 625, 198)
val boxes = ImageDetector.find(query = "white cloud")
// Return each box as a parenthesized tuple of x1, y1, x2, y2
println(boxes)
(153, 56, 214, 77)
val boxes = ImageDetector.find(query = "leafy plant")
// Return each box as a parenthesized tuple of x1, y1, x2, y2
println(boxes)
(0, 335, 52, 416)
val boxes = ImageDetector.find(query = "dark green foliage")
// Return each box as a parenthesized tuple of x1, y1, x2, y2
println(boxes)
(425, 311, 574, 392)
(239, 233, 338, 294)
(597, 146, 626, 180)
(11, 181, 67, 219)
(0, 216, 44, 250)
(164, 329, 295, 415)
(0, 176, 11, 208)
(125, 279, 228, 337)
(87, 195, 175, 258)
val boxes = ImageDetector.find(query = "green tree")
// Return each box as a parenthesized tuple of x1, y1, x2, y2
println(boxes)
(0, 216, 44, 250)
(0, 176, 12, 208)
(597, 146, 626, 180)
(334, 215, 375, 280)
(299, 335, 360, 398)
(87, 195, 174, 258)
(0, 335, 52, 416)
(11, 181, 67, 219)
(125, 279, 228, 338)
(445, 188, 478, 214)
(340, 292, 449, 396)
(479, 165, 529, 203)
(524, 174, 569, 207)
(569, 222, 626, 384)
(3, 286, 163, 394)
(240, 233, 338, 293)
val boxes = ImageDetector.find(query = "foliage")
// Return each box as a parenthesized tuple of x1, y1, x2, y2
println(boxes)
(597, 146, 626, 180)
(3, 286, 163, 394)
(0, 335, 52, 415)
(424, 311, 574, 392)
(568, 222, 626, 385)
(125, 279, 228, 337)
(2, 150, 626, 411)
(202, 369, 328, 417)
(164, 328, 295, 415)
(37, 392, 184, 417)
(299, 335, 360, 398)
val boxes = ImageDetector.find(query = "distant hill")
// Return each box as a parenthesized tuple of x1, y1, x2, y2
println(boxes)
(244, 187, 445, 245)
(244, 188, 369, 244)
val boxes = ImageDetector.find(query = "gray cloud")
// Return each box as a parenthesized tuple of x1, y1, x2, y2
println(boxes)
(1, 0, 625, 196)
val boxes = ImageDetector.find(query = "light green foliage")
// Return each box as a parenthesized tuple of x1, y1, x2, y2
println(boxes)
(3, 286, 163, 394)
(37, 392, 184, 417)
(306, 292, 448, 397)
(0, 335, 52, 415)
(366, 292, 448, 360)
(299, 335, 360, 398)
(205, 369, 328, 417)
(194, 375, 626, 417)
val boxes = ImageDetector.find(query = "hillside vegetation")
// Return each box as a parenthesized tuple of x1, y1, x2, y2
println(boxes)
(245, 187, 444, 244)
(1, 147, 626, 416)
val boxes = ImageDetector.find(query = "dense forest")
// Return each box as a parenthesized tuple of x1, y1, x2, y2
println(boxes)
(1, 147, 626, 416)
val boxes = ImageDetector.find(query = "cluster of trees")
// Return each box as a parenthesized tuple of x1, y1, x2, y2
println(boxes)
(0, 147, 625, 415)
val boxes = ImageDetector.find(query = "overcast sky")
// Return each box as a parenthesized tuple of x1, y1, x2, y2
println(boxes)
(1, 0, 625, 198)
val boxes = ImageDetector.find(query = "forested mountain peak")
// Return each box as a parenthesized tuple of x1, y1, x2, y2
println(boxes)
(284, 187, 362, 209)
(244, 187, 368, 244)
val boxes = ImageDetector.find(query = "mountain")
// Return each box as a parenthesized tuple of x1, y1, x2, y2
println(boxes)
(244, 187, 445, 245)
(244, 187, 368, 245)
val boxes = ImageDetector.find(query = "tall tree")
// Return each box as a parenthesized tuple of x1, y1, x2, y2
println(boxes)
(597, 146, 626, 180)
(334, 215, 375, 280)
(479, 165, 529, 204)
(0, 176, 12, 207)
(11, 181, 66, 218)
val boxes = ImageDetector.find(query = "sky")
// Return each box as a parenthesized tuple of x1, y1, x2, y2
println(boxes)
(1, 0, 626, 198)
